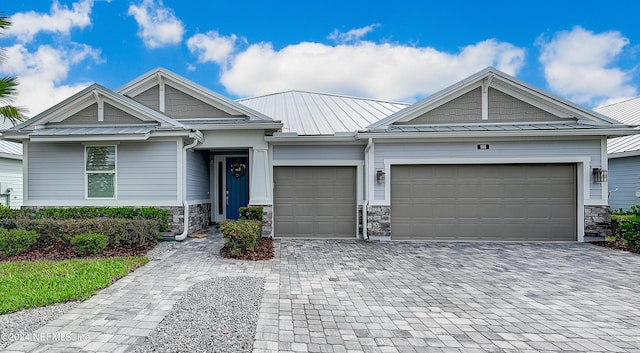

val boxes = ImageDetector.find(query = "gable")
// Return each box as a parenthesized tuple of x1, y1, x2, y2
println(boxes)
(165, 84, 236, 119)
(133, 84, 160, 111)
(118, 68, 275, 122)
(47, 102, 146, 126)
(397, 87, 567, 125)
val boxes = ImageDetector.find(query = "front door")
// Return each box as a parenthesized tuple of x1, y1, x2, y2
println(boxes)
(225, 157, 249, 219)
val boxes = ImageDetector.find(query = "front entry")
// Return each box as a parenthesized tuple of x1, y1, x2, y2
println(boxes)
(212, 155, 249, 221)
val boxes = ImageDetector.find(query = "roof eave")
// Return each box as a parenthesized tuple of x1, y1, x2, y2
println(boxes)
(358, 127, 639, 139)
(0, 152, 22, 160)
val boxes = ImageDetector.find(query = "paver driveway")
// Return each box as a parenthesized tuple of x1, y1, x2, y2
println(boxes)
(5, 230, 640, 353)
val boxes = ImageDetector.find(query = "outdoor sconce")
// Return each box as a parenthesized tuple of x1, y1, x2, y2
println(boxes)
(376, 170, 385, 184)
(592, 168, 608, 183)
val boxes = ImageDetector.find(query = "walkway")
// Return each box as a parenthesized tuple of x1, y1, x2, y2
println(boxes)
(4, 230, 640, 352)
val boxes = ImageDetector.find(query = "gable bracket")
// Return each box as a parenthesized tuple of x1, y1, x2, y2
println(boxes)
(481, 74, 493, 121)
(93, 90, 104, 122)
(157, 73, 166, 113)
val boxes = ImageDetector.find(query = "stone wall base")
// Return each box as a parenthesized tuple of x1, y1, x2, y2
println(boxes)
(366, 205, 391, 240)
(584, 205, 612, 237)
(162, 203, 211, 235)
(250, 204, 273, 237)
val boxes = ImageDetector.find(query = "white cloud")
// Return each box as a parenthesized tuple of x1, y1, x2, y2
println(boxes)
(1, 43, 103, 117)
(328, 24, 379, 44)
(187, 31, 237, 65)
(128, 0, 184, 49)
(7, 0, 94, 42)
(537, 26, 637, 107)
(220, 38, 525, 102)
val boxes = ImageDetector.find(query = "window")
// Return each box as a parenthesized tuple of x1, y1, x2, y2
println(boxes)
(85, 146, 116, 198)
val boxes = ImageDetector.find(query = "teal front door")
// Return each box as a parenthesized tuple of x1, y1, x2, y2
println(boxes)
(225, 157, 249, 219)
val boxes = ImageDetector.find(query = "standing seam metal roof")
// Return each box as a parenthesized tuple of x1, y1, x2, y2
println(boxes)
(595, 97, 640, 155)
(237, 90, 409, 135)
(0, 120, 23, 157)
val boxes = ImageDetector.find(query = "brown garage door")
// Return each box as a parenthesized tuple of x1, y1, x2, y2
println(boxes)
(274, 166, 356, 238)
(391, 164, 576, 241)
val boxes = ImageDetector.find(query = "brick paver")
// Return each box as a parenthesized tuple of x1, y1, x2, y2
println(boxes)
(4, 230, 640, 352)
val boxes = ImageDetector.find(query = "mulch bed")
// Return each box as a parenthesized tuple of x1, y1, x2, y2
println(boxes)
(589, 240, 640, 254)
(0, 241, 155, 262)
(219, 237, 274, 261)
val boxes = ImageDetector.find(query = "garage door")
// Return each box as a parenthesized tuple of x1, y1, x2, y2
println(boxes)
(391, 164, 576, 241)
(274, 166, 356, 238)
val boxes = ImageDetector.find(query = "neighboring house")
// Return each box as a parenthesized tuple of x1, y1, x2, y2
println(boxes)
(595, 97, 640, 211)
(0, 119, 23, 209)
(0, 67, 635, 241)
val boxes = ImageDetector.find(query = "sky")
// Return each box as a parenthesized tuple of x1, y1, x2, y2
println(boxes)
(1, 0, 639, 118)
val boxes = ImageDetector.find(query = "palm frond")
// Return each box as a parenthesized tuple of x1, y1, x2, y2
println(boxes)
(0, 105, 25, 125)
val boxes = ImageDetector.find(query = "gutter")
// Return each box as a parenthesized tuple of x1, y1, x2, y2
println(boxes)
(175, 135, 201, 241)
(362, 138, 373, 241)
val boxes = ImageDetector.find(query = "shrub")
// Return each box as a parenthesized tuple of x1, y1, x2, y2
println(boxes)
(32, 207, 169, 231)
(220, 220, 262, 256)
(0, 228, 39, 257)
(239, 206, 264, 221)
(613, 215, 640, 251)
(4, 218, 161, 248)
(71, 233, 108, 255)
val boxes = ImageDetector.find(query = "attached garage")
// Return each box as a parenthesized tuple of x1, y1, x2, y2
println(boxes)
(274, 166, 357, 238)
(391, 164, 577, 241)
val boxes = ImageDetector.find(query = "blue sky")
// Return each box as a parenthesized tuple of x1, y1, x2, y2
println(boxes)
(1, 0, 639, 117)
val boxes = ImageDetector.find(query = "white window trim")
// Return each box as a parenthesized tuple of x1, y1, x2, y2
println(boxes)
(85, 145, 117, 199)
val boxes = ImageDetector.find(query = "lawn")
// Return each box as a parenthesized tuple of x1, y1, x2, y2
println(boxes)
(0, 256, 148, 315)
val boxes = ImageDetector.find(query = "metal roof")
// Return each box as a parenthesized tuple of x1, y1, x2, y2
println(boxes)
(595, 97, 640, 156)
(595, 97, 640, 125)
(238, 90, 409, 135)
(0, 119, 23, 157)
(29, 126, 155, 136)
(376, 122, 614, 133)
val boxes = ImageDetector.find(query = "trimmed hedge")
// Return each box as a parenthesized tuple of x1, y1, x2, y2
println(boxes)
(0, 218, 161, 248)
(33, 207, 169, 231)
(0, 228, 39, 257)
(220, 220, 262, 256)
(239, 206, 264, 221)
(71, 233, 108, 255)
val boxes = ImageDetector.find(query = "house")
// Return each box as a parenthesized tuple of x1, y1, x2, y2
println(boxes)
(0, 67, 635, 241)
(0, 119, 23, 208)
(595, 97, 640, 211)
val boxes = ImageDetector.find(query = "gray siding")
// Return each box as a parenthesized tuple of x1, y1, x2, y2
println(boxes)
(0, 158, 23, 208)
(28, 143, 84, 200)
(488, 88, 564, 122)
(118, 141, 178, 200)
(273, 145, 365, 161)
(104, 103, 143, 124)
(27, 141, 178, 202)
(165, 85, 236, 119)
(608, 156, 640, 211)
(133, 85, 160, 111)
(49, 104, 98, 125)
(187, 149, 210, 201)
(48, 103, 143, 126)
(373, 140, 602, 201)
(402, 88, 481, 124)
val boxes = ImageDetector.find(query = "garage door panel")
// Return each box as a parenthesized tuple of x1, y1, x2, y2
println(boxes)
(391, 164, 576, 241)
(274, 166, 356, 238)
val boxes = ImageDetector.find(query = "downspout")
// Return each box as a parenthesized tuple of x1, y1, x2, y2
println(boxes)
(362, 138, 373, 241)
(175, 136, 200, 241)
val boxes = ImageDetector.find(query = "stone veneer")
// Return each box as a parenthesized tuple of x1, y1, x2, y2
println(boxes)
(366, 205, 391, 238)
(584, 205, 612, 238)
(256, 205, 273, 237)
(164, 203, 211, 235)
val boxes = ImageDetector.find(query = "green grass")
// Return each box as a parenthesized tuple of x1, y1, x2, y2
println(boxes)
(0, 256, 148, 315)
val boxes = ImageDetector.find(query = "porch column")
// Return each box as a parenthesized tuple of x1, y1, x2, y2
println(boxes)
(249, 147, 271, 205)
